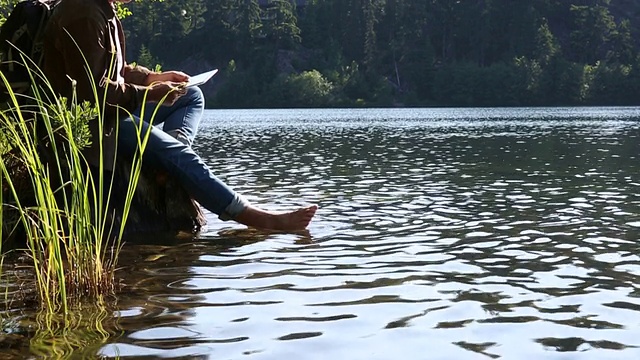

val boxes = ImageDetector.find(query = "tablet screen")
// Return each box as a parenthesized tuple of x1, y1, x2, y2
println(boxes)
(187, 69, 219, 87)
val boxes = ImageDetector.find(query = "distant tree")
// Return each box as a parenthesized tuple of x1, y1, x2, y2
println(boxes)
(267, 70, 334, 107)
(569, 4, 616, 64)
(607, 19, 636, 64)
(535, 18, 560, 66)
(539, 57, 585, 105)
(429, 0, 460, 62)
(488, 1, 539, 61)
(583, 62, 635, 105)
(233, 0, 262, 54)
(377, 0, 433, 99)
(136, 45, 162, 70)
(195, 0, 237, 62)
(361, 0, 377, 69)
(123, 0, 205, 64)
(513, 56, 543, 105)
(262, 0, 301, 49)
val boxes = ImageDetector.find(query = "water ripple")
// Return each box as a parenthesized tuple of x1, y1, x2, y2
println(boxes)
(6, 108, 640, 359)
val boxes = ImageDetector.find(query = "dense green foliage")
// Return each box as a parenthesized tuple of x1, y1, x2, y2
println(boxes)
(2, 0, 639, 107)
(117, 0, 640, 108)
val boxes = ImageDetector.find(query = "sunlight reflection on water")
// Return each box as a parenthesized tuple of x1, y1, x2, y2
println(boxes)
(6, 107, 640, 359)
(104, 108, 640, 359)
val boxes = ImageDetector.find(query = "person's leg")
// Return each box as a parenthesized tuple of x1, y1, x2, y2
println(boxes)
(133, 86, 205, 145)
(118, 115, 243, 217)
(117, 116, 317, 230)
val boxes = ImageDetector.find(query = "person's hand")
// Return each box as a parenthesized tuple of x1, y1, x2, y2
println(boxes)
(146, 71, 189, 85)
(146, 81, 186, 106)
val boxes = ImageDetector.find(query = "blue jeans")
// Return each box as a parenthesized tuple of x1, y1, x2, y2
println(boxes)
(117, 86, 247, 220)
(133, 86, 204, 146)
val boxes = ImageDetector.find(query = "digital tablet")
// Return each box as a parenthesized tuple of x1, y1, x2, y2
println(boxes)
(187, 69, 219, 87)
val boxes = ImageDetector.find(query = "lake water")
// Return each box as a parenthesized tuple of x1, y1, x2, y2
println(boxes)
(3, 107, 640, 359)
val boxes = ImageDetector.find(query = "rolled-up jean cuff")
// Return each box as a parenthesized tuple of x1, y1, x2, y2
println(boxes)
(219, 194, 250, 221)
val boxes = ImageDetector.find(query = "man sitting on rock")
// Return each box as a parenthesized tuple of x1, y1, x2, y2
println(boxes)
(42, 0, 317, 231)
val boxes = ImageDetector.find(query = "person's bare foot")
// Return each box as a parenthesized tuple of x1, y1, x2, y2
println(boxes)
(234, 205, 318, 231)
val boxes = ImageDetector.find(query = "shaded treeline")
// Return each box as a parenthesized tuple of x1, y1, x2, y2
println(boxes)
(125, 0, 640, 107)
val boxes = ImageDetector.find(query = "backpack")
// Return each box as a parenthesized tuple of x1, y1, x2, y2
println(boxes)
(0, 0, 60, 107)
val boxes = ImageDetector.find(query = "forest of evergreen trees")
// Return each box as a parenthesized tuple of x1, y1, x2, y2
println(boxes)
(9, 0, 640, 108)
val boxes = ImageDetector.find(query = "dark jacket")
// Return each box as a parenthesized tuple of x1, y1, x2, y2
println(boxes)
(43, 0, 150, 167)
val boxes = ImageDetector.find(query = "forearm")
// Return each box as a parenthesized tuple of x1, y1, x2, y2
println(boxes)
(124, 63, 152, 86)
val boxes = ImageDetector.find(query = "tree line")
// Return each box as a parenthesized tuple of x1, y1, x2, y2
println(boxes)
(4, 0, 640, 108)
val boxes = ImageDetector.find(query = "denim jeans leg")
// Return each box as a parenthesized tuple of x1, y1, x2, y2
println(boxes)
(117, 115, 248, 219)
(133, 86, 205, 145)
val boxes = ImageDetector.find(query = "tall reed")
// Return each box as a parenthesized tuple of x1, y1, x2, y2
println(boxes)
(0, 48, 162, 313)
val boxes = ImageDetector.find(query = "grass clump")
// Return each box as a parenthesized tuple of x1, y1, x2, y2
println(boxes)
(0, 53, 153, 314)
